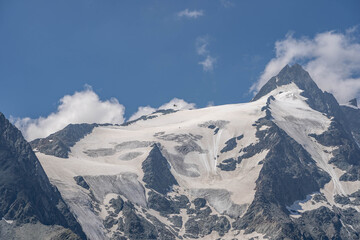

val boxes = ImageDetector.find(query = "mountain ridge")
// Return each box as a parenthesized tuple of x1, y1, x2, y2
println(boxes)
(0, 113, 86, 239)
(4, 64, 360, 239)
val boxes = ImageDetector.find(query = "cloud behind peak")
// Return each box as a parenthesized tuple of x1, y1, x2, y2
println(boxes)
(12, 87, 125, 141)
(251, 29, 360, 103)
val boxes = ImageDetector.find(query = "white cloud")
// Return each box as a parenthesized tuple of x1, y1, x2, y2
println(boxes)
(129, 98, 196, 121)
(12, 86, 125, 141)
(196, 37, 209, 55)
(177, 9, 204, 19)
(196, 37, 216, 72)
(251, 29, 360, 103)
(128, 106, 156, 121)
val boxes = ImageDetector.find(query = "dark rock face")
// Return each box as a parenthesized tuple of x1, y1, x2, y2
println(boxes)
(147, 191, 190, 217)
(122, 109, 177, 126)
(193, 198, 206, 209)
(220, 137, 237, 153)
(142, 144, 178, 194)
(169, 215, 182, 229)
(73, 176, 90, 190)
(153, 109, 177, 115)
(334, 194, 351, 205)
(184, 201, 230, 238)
(309, 121, 360, 181)
(175, 140, 204, 155)
(30, 123, 97, 158)
(341, 104, 360, 145)
(217, 158, 237, 171)
(0, 113, 86, 239)
(293, 206, 360, 239)
(121, 115, 158, 126)
(233, 112, 331, 239)
(115, 201, 177, 240)
(219, 135, 243, 154)
(144, 214, 177, 240)
(110, 196, 124, 214)
(121, 202, 159, 239)
(332, 191, 360, 206)
(348, 98, 358, 107)
(148, 191, 179, 215)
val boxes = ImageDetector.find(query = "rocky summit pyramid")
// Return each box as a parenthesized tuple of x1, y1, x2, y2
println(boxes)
(4, 64, 360, 239)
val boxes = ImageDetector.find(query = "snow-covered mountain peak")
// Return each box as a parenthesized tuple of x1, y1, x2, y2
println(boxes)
(252, 64, 317, 101)
(27, 64, 360, 240)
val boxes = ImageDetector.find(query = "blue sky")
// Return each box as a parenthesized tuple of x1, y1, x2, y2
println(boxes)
(1, 0, 360, 139)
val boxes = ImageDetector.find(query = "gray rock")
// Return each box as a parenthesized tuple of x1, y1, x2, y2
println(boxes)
(109, 196, 124, 214)
(309, 120, 360, 181)
(73, 176, 90, 190)
(233, 113, 331, 239)
(121, 115, 158, 126)
(175, 140, 204, 155)
(104, 216, 118, 229)
(0, 113, 86, 239)
(193, 198, 206, 209)
(334, 194, 351, 205)
(121, 202, 158, 239)
(147, 191, 178, 215)
(142, 144, 178, 194)
(169, 215, 182, 229)
(214, 216, 230, 237)
(217, 158, 237, 171)
(220, 137, 237, 153)
(30, 123, 97, 158)
(172, 195, 190, 209)
(155, 132, 202, 143)
(348, 98, 358, 107)
(184, 211, 230, 238)
(341, 104, 360, 146)
(312, 193, 327, 203)
(145, 214, 177, 240)
(198, 120, 230, 130)
(0, 221, 82, 240)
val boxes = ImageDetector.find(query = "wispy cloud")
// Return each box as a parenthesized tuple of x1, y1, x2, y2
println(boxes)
(199, 55, 216, 72)
(177, 9, 204, 19)
(129, 98, 196, 121)
(220, 0, 235, 8)
(196, 36, 216, 72)
(11, 86, 125, 141)
(251, 28, 360, 103)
